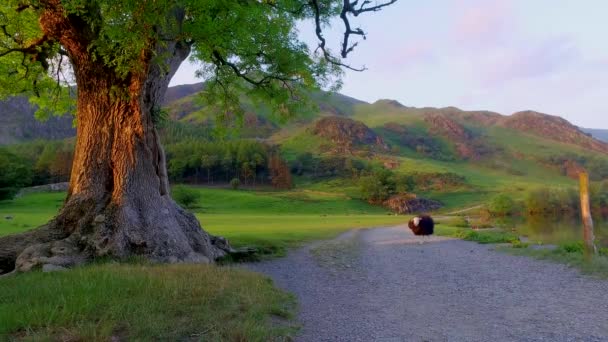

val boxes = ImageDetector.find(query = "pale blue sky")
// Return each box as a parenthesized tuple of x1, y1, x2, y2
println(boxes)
(170, 0, 608, 128)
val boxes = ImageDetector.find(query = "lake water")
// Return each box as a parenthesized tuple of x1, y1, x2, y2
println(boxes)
(493, 215, 608, 248)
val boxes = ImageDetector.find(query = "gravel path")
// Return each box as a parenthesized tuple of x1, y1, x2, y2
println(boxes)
(248, 225, 608, 342)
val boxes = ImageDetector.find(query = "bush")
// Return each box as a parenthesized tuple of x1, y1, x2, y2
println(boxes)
(230, 178, 241, 190)
(172, 185, 200, 208)
(0, 148, 33, 200)
(488, 194, 518, 216)
(524, 187, 578, 215)
(359, 168, 395, 204)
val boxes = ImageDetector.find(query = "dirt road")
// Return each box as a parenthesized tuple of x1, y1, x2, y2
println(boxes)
(248, 225, 608, 342)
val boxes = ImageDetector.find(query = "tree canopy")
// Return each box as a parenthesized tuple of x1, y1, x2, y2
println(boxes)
(1, 0, 396, 119)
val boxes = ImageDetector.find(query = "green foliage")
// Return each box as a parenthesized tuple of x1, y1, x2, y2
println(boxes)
(488, 193, 518, 216)
(359, 168, 395, 203)
(558, 242, 584, 254)
(524, 187, 579, 215)
(230, 178, 240, 190)
(171, 185, 200, 209)
(0, 0, 372, 120)
(590, 180, 608, 211)
(0, 148, 32, 200)
(166, 139, 269, 184)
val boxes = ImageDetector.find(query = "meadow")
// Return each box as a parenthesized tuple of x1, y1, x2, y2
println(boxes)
(0, 186, 407, 340)
(0, 187, 405, 253)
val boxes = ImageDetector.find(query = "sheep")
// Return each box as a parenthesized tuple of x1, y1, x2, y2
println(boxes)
(408, 215, 434, 243)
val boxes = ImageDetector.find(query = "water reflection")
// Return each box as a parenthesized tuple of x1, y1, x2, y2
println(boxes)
(494, 215, 608, 248)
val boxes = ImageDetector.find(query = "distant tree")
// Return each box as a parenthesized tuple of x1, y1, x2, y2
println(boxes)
(172, 185, 200, 209)
(359, 169, 395, 204)
(269, 154, 293, 189)
(0, 149, 32, 200)
(201, 154, 218, 184)
(230, 178, 241, 190)
(0, 0, 396, 272)
(251, 152, 265, 186)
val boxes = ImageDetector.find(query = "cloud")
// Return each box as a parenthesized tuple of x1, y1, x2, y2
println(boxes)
(480, 37, 581, 86)
(385, 41, 437, 68)
(452, 0, 513, 47)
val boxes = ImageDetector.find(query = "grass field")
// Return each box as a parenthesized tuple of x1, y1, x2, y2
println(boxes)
(0, 187, 404, 254)
(0, 186, 406, 340)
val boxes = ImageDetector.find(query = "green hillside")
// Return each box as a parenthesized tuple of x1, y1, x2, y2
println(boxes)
(3, 82, 608, 211)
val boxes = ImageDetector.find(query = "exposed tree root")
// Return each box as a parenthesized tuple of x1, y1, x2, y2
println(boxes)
(0, 195, 231, 275)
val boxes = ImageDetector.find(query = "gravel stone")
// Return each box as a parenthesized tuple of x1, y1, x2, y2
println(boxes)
(247, 225, 608, 342)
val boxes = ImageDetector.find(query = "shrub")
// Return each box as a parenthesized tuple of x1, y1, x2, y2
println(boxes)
(0, 148, 33, 200)
(230, 178, 241, 190)
(172, 185, 200, 209)
(524, 187, 578, 215)
(488, 194, 518, 216)
(359, 168, 395, 204)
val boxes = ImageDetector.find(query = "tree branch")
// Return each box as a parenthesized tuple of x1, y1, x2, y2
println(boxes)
(211, 50, 300, 87)
(310, 0, 397, 71)
(0, 34, 50, 59)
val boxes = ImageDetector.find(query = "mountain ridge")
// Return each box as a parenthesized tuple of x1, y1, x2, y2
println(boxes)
(1, 81, 607, 152)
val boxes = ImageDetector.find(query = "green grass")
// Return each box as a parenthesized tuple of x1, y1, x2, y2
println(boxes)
(0, 192, 65, 235)
(0, 187, 404, 340)
(202, 214, 403, 256)
(0, 187, 404, 255)
(435, 225, 519, 244)
(0, 263, 296, 341)
(505, 243, 608, 278)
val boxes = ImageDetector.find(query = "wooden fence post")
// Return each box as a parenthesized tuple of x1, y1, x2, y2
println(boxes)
(579, 172, 597, 260)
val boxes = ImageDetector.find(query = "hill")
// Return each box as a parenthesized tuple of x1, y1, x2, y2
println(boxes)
(3, 82, 608, 211)
(0, 97, 75, 144)
(582, 128, 608, 143)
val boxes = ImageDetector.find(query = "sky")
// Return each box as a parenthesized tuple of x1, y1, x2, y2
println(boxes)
(170, 0, 608, 129)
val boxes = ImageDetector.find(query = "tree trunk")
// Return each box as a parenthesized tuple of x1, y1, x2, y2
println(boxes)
(0, 40, 231, 274)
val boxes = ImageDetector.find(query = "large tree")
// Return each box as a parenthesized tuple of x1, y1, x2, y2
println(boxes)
(0, 0, 396, 274)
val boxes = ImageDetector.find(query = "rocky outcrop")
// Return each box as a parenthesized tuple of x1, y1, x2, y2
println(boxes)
(501, 111, 608, 154)
(382, 194, 443, 214)
(424, 114, 483, 159)
(311, 116, 388, 153)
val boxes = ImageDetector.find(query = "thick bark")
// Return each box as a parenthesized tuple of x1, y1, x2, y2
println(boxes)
(0, 13, 231, 274)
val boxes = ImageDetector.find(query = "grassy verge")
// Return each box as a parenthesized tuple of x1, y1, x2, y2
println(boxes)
(435, 222, 608, 278)
(0, 263, 296, 341)
(434, 225, 520, 244)
(503, 243, 608, 278)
